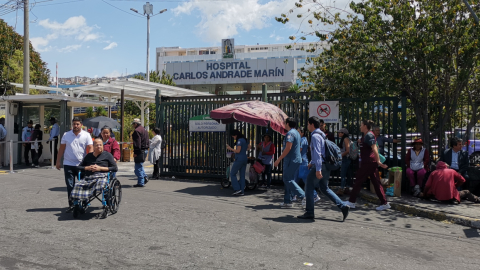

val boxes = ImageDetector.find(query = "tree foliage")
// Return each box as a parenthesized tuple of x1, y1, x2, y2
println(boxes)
(0, 19, 50, 95)
(279, 0, 480, 149)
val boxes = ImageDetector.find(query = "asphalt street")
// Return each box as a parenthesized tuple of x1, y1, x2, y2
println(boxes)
(1, 167, 480, 270)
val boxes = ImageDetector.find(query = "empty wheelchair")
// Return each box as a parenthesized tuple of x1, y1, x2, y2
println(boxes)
(71, 172, 122, 219)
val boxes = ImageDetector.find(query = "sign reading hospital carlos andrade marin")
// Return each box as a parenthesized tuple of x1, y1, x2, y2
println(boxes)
(166, 57, 296, 85)
(189, 115, 226, 132)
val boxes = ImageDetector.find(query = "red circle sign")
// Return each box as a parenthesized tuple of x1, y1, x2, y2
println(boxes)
(317, 104, 331, 118)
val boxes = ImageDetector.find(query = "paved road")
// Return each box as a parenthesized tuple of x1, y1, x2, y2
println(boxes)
(1, 168, 480, 270)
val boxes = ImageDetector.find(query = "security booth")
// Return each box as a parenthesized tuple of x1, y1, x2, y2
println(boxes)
(0, 94, 114, 165)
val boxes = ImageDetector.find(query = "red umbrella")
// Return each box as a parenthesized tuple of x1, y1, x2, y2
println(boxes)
(210, 100, 288, 135)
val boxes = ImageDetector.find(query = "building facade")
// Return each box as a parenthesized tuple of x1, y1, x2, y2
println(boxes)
(156, 42, 328, 95)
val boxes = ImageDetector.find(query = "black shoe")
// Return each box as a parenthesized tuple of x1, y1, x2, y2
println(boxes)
(65, 206, 74, 213)
(133, 184, 144, 188)
(232, 190, 242, 195)
(144, 177, 149, 184)
(297, 213, 315, 219)
(342, 206, 350, 222)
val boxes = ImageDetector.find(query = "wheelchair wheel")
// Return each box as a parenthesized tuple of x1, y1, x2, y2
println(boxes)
(245, 168, 258, 190)
(108, 179, 122, 214)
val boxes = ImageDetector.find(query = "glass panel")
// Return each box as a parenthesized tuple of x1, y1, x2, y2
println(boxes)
(44, 106, 60, 135)
(23, 107, 40, 126)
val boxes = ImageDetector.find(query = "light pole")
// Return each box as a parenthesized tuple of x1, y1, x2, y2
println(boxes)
(131, 3, 167, 82)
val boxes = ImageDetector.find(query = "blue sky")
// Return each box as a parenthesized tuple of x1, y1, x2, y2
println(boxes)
(1, 0, 353, 78)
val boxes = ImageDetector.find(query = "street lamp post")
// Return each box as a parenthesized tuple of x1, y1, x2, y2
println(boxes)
(130, 3, 167, 82)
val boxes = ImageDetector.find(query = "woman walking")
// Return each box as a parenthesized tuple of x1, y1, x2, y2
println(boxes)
(344, 120, 390, 211)
(226, 130, 248, 196)
(30, 124, 43, 167)
(336, 128, 351, 196)
(149, 128, 163, 180)
(293, 127, 320, 203)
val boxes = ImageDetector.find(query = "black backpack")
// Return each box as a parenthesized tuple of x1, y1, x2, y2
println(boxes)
(312, 130, 342, 170)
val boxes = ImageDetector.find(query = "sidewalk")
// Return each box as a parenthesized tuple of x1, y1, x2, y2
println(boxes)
(359, 190, 480, 229)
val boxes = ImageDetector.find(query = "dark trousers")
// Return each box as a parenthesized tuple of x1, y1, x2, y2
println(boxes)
(24, 143, 31, 164)
(459, 190, 479, 203)
(349, 162, 387, 205)
(50, 137, 58, 164)
(261, 164, 272, 187)
(153, 158, 161, 178)
(64, 165, 82, 206)
(30, 146, 43, 166)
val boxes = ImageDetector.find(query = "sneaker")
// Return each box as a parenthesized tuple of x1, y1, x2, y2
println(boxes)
(297, 212, 315, 219)
(376, 203, 391, 211)
(144, 176, 149, 184)
(35, 165, 40, 168)
(279, 203, 294, 208)
(237, 192, 245, 196)
(301, 197, 306, 207)
(232, 190, 242, 195)
(343, 201, 356, 209)
(292, 195, 298, 202)
(133, 184, 144, 188)
(413, 185, 421, 197)
(260, 185, 267, 188)
(314, 195, 321, 203)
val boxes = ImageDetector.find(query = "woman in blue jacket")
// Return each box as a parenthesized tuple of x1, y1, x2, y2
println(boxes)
(226, 130, 249, 196)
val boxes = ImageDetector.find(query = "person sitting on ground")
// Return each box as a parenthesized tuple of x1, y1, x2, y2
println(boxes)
(405, 138, 430, 196)
(70, 138, 118, 202)
(100, 126, 120, 178)
(439, 137, 470, 188)
(257, 133, 275, 188)
(419, 161, 479, 203)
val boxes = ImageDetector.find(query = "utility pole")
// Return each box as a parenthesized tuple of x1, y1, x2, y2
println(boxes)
(23, 0, 30, 94)
(130, 3, 167, 83)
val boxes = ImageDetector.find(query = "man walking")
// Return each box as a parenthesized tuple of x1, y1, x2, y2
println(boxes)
(48, 117, 60, 164)
(0, 118, 6, 167)
(132, 118, 149, 187)
(274, 117, 305, 208)
(56, 117, 93, 212)
(298, 116, 350, 221)
(22, 120, 34, 166)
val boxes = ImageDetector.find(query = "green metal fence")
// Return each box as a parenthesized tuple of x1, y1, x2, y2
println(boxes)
(157, 92, 406, 187)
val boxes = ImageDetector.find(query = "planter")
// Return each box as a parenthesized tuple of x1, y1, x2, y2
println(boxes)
(122, 149, 133, 162)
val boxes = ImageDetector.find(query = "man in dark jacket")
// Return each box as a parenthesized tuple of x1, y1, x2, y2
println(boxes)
(132, 118, 150, 187)
(439, 137, 470, 188)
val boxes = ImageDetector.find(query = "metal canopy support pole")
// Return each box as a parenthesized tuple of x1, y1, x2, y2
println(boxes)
(59, 100, 68, 168)
(9, 140, 14, 173)
(146, 14, 150, 82)
(145, 103, 150, 131)
(262, 83, 267, 103)
(155, 89, 161, 128)
(108, 95, 112, 118)
(23, 0, 30, 95)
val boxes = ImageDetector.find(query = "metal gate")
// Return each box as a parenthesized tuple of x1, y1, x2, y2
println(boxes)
(157, 93, 404, 186)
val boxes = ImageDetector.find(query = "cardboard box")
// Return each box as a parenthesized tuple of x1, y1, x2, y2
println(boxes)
(369, 170, 402, 197)
(122, 149, 132, 162)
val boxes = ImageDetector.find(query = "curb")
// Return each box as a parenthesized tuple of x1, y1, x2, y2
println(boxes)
(359, 191, 480, 229)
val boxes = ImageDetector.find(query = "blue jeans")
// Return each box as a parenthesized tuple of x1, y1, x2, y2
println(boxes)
(340, 156, 352, 189)
(305, 164, 346, 215)
(283, 160, 304, 204)
(134, 150, 148, 185)
(63, 165, 82, 206)
(231, 159, 247, 192)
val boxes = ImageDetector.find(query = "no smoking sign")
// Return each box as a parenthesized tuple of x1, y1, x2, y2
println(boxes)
(309, 101, 339, 123)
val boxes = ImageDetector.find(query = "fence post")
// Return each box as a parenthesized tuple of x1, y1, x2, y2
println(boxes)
(9, 140, 14, 173)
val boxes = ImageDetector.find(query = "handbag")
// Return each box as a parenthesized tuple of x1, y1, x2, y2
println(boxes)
(298, 165, 310, 180)
(253, 161, 265, 174)
(134, 151, 146, 163)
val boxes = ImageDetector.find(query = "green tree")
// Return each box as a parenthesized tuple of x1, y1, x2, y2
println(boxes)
(96, 106, 108, 117)
(279, 0, 480, 149)
(85, 107, 94, 118)
(0, 19, 50, 94)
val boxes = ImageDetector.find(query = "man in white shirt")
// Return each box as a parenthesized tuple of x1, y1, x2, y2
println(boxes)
(56, 117, 93, 212)
(47, 117, 60, 164)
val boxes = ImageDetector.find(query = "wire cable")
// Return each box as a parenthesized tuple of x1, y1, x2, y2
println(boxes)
(101, 0, 144, 18)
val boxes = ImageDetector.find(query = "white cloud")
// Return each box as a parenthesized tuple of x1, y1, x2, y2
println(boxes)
(105, 70, 122, 78)
(31, 16, 102, 52)
(173, 0, 355, 42)
(58, 44, 82, 53)
(103, 42, 118, 50)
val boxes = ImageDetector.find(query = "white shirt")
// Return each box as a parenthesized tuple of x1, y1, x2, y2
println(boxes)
(61, 130, 93, 166)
